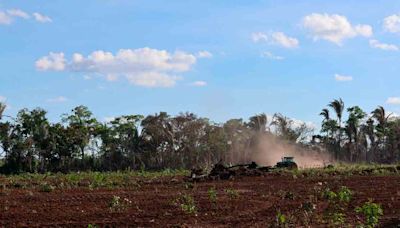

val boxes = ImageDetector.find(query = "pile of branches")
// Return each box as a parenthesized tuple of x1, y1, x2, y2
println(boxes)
(188, 161, 273, 182)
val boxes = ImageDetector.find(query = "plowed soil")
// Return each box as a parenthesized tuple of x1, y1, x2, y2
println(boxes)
(1, 174, 400, 227)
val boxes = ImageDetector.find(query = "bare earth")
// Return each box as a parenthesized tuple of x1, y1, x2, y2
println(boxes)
(1, 174, 400, 227)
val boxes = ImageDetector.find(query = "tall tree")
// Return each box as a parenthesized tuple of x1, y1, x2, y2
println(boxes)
(62, 106, 98, 160)
(247, 113, 268, 133)
(140, 112, 174, 169)
(371, 106, 391, 162)
(328, 98, 345, 159)
(344, 106, 366, 162)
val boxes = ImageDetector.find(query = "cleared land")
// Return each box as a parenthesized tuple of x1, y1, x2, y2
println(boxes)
(1, 166, 400, 227)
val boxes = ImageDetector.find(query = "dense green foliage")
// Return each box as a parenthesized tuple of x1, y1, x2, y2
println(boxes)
(0, 98, 399, 173)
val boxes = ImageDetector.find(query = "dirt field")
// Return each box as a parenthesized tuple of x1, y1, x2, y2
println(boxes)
(1, 173, 400, 227)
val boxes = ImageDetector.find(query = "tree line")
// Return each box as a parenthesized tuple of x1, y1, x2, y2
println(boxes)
(0, 98, 399, 174)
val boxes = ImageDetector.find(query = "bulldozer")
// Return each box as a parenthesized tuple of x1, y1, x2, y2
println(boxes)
(275, 156, 298, 170)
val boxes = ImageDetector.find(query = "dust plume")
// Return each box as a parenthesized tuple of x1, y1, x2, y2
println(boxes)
(250, 134, 332, 168)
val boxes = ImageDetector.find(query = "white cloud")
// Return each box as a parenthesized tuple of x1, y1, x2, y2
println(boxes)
(83, 75, 92, 80)
(252, 32, 299, 48)
(190, 81, 207, 87)
(0, 96, 6, 102)
(197, 51, 213, 58)
(369, 39, 399, 51)
(1, 9, 50, 25)
(383, 14, 400, 33)
(261, 51, 284, 60)
(386, 97, 400, 105)
(303, 13, 372, 45)
(46, 96, 68, 103)
(251, 32, 268, 43)
(271, 32, 299, 48)
(36, 47, 198, 88)
(7, 9, 30, 19)
(33, 12, 52, 23)
(334, 74, 353, 81)
(36, 52, 66, 71)
(0, 11, 13, 25)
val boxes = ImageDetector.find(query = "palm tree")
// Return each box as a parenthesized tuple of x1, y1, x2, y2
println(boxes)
(345, 106, 366, 162)
(247, 113, 268, 133)
(371, 106, 389, 128)
(361, 118, 376, 162)
(271, 113, 298, 142)
(319, 108, 330, 121)
(371, 106, 391, 161)
(329, 98, 344, 125)
(328, 98, 345, 159)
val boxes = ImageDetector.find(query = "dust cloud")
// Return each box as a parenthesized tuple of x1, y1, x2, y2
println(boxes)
(250, 135, 333, 168)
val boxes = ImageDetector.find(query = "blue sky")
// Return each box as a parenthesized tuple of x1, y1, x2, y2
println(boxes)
(1, 0, 400, 127)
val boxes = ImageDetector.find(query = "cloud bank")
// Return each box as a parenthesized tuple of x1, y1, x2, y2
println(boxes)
(36, 48, 199, 88)
(303, 13, 372, 45)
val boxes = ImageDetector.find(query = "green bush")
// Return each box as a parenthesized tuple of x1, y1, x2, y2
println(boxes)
(337, 186, 352, 203)
(355, 200, 383, 227)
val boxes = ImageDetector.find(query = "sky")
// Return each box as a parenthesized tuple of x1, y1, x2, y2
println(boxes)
(1, 0, 400, 128)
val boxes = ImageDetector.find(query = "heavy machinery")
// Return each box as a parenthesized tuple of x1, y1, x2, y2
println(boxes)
(275, 156, 298, 170)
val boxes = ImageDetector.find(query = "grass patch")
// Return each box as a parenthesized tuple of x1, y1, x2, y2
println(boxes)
(1, 169, 189, 189)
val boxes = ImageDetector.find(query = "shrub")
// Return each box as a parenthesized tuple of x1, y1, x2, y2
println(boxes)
(323, 188, 337, 200)
(337, 186, 352, 203)
(355, 200, 383, 227)
(39, 183, 55, 192)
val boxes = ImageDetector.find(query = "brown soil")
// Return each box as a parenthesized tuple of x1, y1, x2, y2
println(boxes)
(1, 174, 400, 227)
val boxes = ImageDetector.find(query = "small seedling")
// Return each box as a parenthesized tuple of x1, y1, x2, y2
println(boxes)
(109, 195, 132, 212)
(225, 188, 239, 199)
(208, 187, 217, 203)
(276, 211, 287, 227)
(177, 194, 197, 214)
(331, 212, 346, 225)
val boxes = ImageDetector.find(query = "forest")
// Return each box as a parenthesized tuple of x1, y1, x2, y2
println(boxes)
(0, 98, 399, 174)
